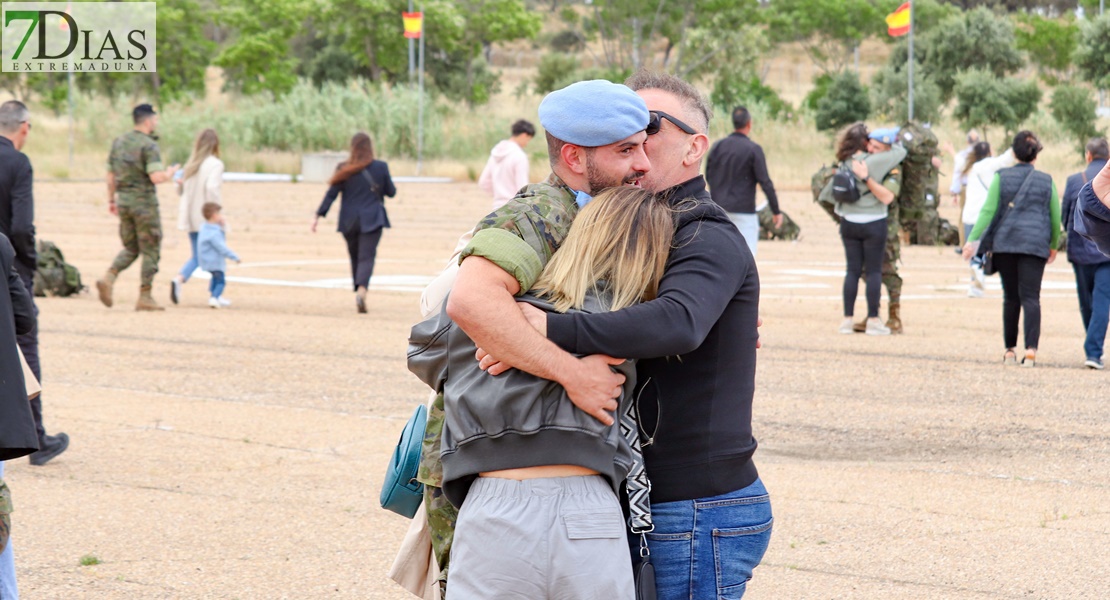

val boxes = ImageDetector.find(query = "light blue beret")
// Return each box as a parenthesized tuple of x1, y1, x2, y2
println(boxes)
(539, 80, 649, 147)
(869, 127, 900, 146)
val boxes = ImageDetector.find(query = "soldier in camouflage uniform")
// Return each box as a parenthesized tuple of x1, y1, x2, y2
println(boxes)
(412, 80, 650, 596)
(96, 104, 179, 311)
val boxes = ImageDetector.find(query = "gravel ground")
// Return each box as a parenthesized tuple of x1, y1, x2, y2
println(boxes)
(3, 181, 1105, 599)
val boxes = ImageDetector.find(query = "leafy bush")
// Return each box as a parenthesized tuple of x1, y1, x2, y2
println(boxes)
(815, 71, 870, 132)
(549, 30, 585, 53)
(711, 74, 793, 121)
(804, 73, 834, 113)
(870, 65, 942, 124)
(534, 53, 580, 94)
(1050, 84, 1103, 152)
(1075, 14, 1110, 89)
(952, 69, 1041, 136)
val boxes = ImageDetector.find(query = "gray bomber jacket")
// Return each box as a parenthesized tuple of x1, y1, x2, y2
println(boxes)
(407, 292, 637, 509)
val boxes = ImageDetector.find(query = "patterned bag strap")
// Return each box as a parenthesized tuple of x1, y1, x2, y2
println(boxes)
(622, 385, 653, 559)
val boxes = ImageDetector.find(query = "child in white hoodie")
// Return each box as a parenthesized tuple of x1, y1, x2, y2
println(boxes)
(477, 120, 534, 209)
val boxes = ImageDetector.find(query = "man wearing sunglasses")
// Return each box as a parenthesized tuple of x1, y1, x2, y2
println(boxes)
(705, 106, 782, 258)
(486, 71, 772, 599)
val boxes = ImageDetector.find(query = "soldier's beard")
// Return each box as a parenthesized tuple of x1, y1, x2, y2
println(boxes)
(585, 155, 644, 194)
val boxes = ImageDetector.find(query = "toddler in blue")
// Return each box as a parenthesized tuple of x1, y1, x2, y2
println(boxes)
(196, 202, 240, 308)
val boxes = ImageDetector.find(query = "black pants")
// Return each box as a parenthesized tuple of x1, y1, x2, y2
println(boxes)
(993, 252, 1047, 350)
(343, 228, 383, 291)
(840, 218, 887, 318)
(18, 272, 44, 443)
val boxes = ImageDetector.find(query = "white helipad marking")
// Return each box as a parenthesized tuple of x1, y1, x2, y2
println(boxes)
(189, 271, 434, 292)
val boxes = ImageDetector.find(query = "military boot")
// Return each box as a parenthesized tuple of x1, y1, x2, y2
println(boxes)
(886, 302, 903, 334)
(135, 285, 165, 311)
(95, 269, 118, 307)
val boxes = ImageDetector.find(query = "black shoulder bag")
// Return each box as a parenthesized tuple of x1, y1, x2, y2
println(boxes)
(977, 170, 1035, 275)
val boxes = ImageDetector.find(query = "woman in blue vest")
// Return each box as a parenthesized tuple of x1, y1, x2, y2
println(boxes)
(311, 132, 396, 313)
(962, 131, 1061, 367)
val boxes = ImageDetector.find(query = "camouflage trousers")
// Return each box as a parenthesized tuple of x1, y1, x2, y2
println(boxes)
(758, 205, 801, 241)
(111, 203, 162, 287)
(416, 392, 455, 594)
(0, 478, 11, 555)
(883, 216, 902, 306)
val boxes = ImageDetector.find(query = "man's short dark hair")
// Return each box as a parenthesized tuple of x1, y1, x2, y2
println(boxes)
(511, 119, 535, 137)
(132, 103, 156, 124)
(545, 131, 568, 168)
(1011, 130, 1043, 163)
(1086, 137, 1109, 161)
(731, 106, 751, 130)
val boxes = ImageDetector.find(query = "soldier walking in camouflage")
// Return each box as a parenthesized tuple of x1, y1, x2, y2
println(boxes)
(96, 104, 179, 311)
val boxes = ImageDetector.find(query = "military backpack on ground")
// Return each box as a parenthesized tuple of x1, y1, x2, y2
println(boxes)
(32, 240, 84, 297)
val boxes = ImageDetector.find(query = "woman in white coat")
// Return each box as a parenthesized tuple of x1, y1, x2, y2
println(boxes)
(171, 129, 224, 304)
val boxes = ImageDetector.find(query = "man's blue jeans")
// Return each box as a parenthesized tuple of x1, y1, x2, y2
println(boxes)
(1072, 261, 1110, 360)
(640, 478, 772, 600)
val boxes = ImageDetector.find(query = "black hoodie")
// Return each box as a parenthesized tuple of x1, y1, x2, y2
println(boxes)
(546, 175, 760, 502)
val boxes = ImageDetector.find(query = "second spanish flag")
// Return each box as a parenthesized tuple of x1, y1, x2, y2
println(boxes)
(886, 2, 911, 37)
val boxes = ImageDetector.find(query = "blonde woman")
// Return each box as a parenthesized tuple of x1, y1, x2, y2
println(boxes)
(407, 187, 674, 599)
(171, 129, 224, 304)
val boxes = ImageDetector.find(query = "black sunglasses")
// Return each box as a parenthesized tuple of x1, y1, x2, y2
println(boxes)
(646, 110, 696, 136)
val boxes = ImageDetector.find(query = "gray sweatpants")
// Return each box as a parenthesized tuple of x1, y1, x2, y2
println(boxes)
(447, 475, 635, 600)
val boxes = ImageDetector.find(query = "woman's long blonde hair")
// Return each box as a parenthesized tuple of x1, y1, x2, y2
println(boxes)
(183, 128, 219, 179)
(533, 187, 674, 313)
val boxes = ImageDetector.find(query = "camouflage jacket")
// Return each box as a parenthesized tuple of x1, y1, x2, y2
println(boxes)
(108, 130, 164, 206)
(417, 172, 579, 488)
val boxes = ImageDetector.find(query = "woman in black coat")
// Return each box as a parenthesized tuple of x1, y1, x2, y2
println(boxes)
(311, 132, 397, 313)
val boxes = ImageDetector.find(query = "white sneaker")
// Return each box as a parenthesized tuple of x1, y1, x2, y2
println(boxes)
(967, 285, 984, 298)
(839, 318, 855, 334)
(208, 297, 220, 309)
(971, 264, 986, 288)
(217, 297, 232, 307)
(865, 318, 891, 336)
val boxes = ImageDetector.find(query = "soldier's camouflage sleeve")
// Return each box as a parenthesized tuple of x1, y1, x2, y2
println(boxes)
(144, 139, 164, 174)
(458, 189, 575, 293)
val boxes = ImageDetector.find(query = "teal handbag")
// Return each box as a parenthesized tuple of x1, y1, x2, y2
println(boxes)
(380, 404, 428, 518)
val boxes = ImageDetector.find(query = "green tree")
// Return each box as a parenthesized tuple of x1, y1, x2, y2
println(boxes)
(815, 70, 871, 132)
(1050, 84, 1103, 152)
(766, 0, 883, 74)
(1075, 14, 1110, 89)
(922, 7, 1024, 102)
(1014, 13, 1078, 84)
(870, 64, 943, 123)
(215, 0, 312, 95)
(952, 68, 1041, 137)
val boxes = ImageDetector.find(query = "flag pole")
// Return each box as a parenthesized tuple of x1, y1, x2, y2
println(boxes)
(907, 0, 914, 122)
(417, 4, 425, 176)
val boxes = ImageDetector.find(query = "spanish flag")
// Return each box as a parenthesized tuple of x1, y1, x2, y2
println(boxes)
(403, 12, 423, 39)
(886, 2, 911, 37)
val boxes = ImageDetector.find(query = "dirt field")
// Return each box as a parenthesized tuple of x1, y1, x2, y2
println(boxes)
(3, 180, 1106, 599)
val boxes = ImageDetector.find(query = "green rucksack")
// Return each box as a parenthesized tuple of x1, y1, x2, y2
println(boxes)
(32, 240, 83, 297)
(811, 162, 840, 223)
